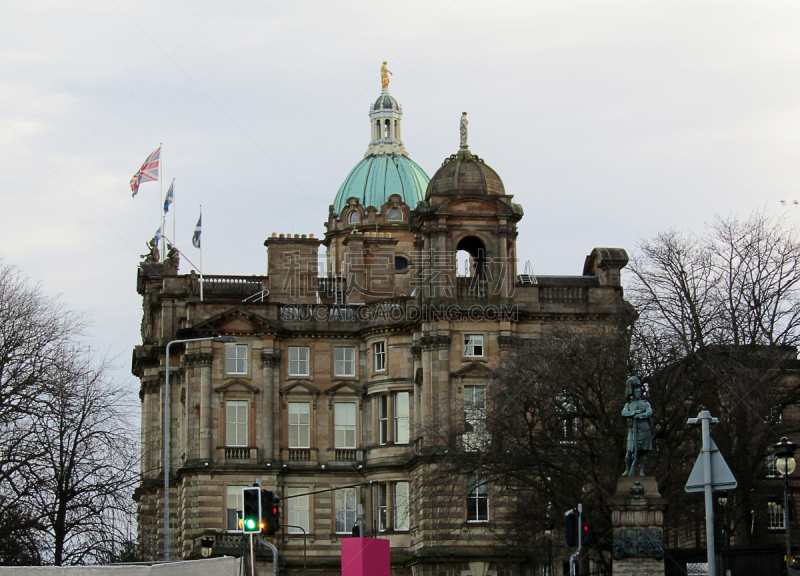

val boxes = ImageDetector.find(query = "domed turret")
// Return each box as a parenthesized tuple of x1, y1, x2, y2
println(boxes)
(331, 72, 429, 214)
(426, 147, 505, 199)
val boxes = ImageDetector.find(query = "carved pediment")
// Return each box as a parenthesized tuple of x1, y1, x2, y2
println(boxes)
(190, 308, 284, 335)
(280, 381, 320, 396)
(451, 362, 493, 379)
(214, 379, 259, 395)
(326, 381, 364, 396)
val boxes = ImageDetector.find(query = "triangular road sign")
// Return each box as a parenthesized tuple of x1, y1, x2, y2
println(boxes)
(685, 437, 738, 493)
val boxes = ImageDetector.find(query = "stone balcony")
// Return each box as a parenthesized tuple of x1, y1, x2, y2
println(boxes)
(216, 446, 258, 462)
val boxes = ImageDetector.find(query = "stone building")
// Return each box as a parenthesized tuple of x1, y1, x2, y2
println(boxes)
(132, 82, 632, 576)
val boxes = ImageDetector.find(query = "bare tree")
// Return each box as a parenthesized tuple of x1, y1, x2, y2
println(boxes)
(27, 359, 138, 565)
(628, 211, 800, 548)
(424, 330, 630, 574)
(0, 261, 138, 565)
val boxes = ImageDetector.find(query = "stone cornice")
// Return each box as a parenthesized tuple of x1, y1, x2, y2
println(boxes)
(420, 335, 451, 350)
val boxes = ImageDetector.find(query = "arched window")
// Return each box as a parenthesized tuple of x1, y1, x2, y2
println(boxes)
(348, 211, 360, 224)
(387, 208, 403, 222)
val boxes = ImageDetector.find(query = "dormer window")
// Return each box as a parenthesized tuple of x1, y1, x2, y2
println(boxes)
(387, 208, 403, 222)
(348, 211, 360, 224)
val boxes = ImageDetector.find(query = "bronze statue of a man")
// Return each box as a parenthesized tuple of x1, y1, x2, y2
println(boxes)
(622, 376, 654, 477)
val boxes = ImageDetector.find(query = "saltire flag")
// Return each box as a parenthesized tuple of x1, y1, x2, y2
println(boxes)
(192, 213, 202, 248)
(154, 225, 163, 243)
(163, 179, 174, 214)
(130, 146, 161, 197)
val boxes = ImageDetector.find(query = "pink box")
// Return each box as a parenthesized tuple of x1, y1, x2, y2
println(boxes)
(341, 537, 390, 576)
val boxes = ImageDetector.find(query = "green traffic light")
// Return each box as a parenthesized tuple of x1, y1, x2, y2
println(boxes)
(245, 519, 256, 530)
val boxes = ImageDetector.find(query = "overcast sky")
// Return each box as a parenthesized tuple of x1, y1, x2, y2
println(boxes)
(2, 0, 800, 392)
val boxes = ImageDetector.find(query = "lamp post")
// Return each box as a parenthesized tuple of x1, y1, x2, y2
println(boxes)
(544, 520, 554, 576)
(718, 491, 728, 576)
(164, 335, 236, 561)
(773, 437, 797, 572)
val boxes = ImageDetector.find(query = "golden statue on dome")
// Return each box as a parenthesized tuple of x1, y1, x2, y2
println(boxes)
(381, 61, 393, 88)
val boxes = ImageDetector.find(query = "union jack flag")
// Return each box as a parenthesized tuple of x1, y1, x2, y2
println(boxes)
(130, 146, 161, 197)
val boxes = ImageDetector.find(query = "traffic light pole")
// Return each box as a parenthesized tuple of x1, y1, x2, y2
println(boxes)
(249, 534, 255, 576)
(256, 535, 279, 576)
(570, 503, 582, 576)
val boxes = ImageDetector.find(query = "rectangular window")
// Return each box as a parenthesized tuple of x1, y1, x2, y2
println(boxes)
(226, 344, 248, 375)
(394, 481, 410, 531)
(334, 346, 356, 377)
(464, 385, 486, 449)
(559, 397, 578, 444)
(226, 485, 246, 531)
(467, 476, 489, 522)
(226, 401, 248, 447)
(334, 402, 357, 449)
(379, 396, 388, 445)
(767, 454, 779, 478)
(288, 346, 310, 377)
(394, 392, 410, 445)
(464, 334, 484, 357)
(288, 402, 311, 448)
(335, 487, 357, 534)
(768, 502, 786, 530)
(378, 484, 387, 532)
(374, 342, 386, 372)
(287, 487, 310, 534)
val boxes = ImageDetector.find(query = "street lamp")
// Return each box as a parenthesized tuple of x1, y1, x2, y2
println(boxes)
(773, 437, 797, 572)
(544, 520, 554, 576)
(164, 335, 236, 561)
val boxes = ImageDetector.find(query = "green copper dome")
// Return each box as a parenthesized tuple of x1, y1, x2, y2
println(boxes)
(333, 153, 430, 213)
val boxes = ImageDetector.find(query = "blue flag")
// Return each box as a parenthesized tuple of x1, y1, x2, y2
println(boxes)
(163, 179, 174, 214)
(154, 224, 163, 243)
(192, 213, 201, 248)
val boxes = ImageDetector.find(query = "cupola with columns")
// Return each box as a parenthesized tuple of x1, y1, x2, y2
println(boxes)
(366, 87, 405, 156)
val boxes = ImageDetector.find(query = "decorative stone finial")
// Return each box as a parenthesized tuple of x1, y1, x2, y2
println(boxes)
(460, 112, 468, 149)
(381, 61, 392, 89)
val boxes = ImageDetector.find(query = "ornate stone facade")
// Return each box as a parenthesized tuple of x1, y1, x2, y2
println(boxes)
(132, 86, 633, 575)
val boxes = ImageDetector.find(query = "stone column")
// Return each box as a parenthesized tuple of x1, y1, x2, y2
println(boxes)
(412, 344, 422, 443)
(608, 477, 667, 576)
(260, 349, 280, 461)
(420, 339, 433, 443)
(497, 228, 509, 298)
(436, 335, 451, 441)
(197, 352, 214, 461)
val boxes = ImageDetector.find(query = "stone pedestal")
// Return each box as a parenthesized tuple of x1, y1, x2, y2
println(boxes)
(608, 477, 667, 576)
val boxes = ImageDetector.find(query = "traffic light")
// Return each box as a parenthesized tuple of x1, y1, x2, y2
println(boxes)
(580, 516, 591, 546)
(261, 490, 281, 536)
(564, 509, 578, 547)
(242, 487, 261, 533)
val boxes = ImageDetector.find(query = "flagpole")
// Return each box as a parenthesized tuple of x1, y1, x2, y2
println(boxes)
(172, 178, 176, 250)
(199, 204, 204, 302)
(159, 142, 164, 262)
